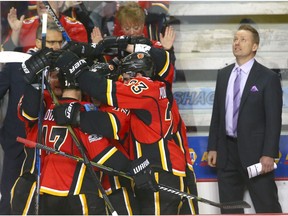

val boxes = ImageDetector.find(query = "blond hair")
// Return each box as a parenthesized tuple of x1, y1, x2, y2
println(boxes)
(116, 2, 145, 26)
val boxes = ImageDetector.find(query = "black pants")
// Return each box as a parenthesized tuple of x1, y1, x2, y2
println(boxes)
(0, 150, 25, 215)
(108, 187, 140, 215)
(179, 168, 199, 215)
(39, 193, 106, 215)
(217, 138, 282, 214)
(135, 171, 198, 215)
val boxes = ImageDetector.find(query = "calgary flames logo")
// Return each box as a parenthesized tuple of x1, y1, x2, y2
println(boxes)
(137, 53, 145, 59)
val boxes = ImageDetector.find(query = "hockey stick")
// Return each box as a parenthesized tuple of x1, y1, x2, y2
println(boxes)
(42, 1, 71, 42)
(34, 13, 48, 215)
(17, 137, 251, 210)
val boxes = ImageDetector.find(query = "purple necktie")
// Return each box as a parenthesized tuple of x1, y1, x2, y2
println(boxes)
(233, 68, 242, 135)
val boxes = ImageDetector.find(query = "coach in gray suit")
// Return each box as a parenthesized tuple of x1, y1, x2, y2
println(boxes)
(207, 24, 282, 213)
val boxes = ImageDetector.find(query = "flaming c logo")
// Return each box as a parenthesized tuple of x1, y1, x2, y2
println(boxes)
(137, 53, 144, 59)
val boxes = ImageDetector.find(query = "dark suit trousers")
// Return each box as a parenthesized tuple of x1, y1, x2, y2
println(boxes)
(217, 137, 282, 214)
(0, 150, 25, 214)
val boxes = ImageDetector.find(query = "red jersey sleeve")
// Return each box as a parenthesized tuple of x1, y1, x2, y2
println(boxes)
(60, 15, 88, 42)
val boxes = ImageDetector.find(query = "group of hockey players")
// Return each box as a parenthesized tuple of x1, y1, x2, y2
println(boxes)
(13, 29, 199, 216)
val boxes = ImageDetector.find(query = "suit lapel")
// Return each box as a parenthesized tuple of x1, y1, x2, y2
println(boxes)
(239, 61, 261, 111)
(221, 64, 235, 94)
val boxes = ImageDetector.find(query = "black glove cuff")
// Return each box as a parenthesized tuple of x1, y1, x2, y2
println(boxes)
(53, 102, 81, 126)
(130, 157, 159, 192)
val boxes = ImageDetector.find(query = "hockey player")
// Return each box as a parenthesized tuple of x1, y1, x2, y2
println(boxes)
(10, 22, 63, 215)
(122, 45, 198, 214)
(53, 61, 141, 215)
(126, 43, 199, 214)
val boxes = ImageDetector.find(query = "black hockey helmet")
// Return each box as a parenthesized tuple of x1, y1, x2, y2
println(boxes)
(56, 68, 80, 90)
(119, 52, 155, 78)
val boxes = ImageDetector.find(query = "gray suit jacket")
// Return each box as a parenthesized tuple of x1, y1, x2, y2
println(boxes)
(208, 60, 283, 168)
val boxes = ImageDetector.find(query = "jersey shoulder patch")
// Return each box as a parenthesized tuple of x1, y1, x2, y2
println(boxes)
(63, 16, 82, 25)
(88, 134, 103, 143)
(83, 103, 98, 112)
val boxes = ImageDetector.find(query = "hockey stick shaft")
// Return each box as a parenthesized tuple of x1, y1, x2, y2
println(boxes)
(158, 184, 250, 209)
(42, 1, 71, 42)
(41, 14, 48, 48)
(34, 14, 48, 215)
(17, 137, 251, 210)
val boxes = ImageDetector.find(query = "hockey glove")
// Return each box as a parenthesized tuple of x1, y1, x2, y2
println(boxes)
(130, 157, 159, 192)
(130, 36, 152, 46)
(54, 50, 88, 81)
(99, 36, 152, 51)
(117, 36, 152, 50)
(97, 36, 130, 50)
(21, 47, 53, 83)
(115, 36, 152, 50)
(90, 57, 120, 80)
(62, 41, 104, 58)
(53, 102, 81, 127)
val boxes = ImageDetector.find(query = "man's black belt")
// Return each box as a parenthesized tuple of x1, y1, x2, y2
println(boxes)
(226, 135, 237, 142)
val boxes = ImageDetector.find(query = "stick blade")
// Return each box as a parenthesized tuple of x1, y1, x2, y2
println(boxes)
(221, 200, 251, 209)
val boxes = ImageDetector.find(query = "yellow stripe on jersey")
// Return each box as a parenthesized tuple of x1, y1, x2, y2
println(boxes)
(176, 131, 185, 153)
(177, 177, 185, 213)
(187, 163, 194, 171)
(79, 194, 88, 215)
(74, 164, 86, 195)
(158, 51, 170, 77)
(122, 187, 133, 215)
(23, 181, 36, 215)
(180, 176, 184, 191)
(136, 141, 142, 158)
(154, 173, 160, 215)
(172, 169, 186, 177)
(97, 147, 118, 165)
(113, 176, 121, 190)
(158, 139, 168, 171)
(163, 117, 173, 138)
(21, 147, 36, 176)
(107, 113, 119, 140)
(187, 186, 197, 214)
(106, 79, 114, 106)
(22, 110, 38, 121)
(40, 186, 69, 196)
(105, 188, 113, 196)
